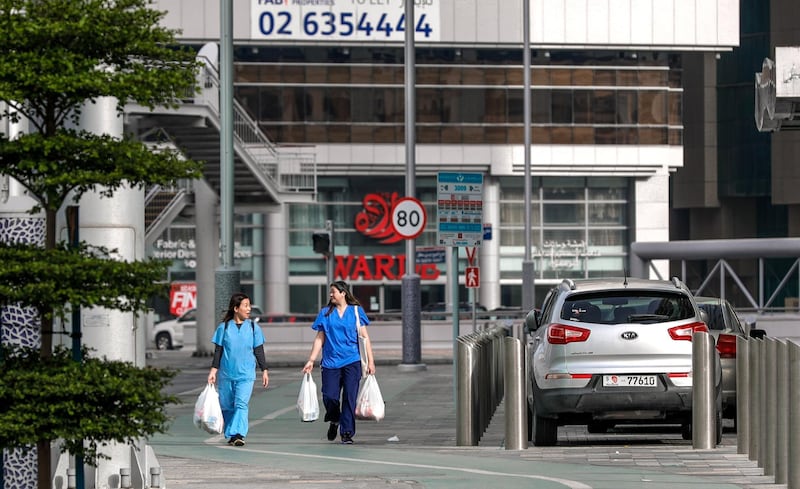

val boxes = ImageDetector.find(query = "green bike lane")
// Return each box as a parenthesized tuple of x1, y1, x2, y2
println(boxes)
(147, 364, 751, 489)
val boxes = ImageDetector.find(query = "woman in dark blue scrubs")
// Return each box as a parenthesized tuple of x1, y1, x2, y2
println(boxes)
(302, 281, 375, 444)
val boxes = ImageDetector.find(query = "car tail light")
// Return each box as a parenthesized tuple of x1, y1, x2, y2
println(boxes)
(716, 333, 737, 358)
(547, 324, 591, 344)
(668, 322, 709, 341)
(545, 373, 592, 379)
(668, 372, 692, 378)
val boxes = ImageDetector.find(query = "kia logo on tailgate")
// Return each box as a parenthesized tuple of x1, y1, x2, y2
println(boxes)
(621, 331, 638, 340)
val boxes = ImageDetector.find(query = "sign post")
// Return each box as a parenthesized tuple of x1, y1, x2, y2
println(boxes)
(465, 246, 479, 331)
(437, 172, 483, 367)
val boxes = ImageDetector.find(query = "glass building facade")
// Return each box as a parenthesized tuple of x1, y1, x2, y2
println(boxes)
(149, 44, 683, 318)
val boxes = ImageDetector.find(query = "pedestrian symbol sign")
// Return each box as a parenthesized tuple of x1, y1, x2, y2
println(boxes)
(466, 267, 480, 288)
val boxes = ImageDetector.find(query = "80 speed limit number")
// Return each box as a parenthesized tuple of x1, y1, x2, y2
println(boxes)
(392, 197, 427, 239)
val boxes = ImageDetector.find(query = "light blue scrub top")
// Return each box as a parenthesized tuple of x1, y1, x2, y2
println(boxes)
(212, 319, 265, 381)
(312, 305, 370, 369)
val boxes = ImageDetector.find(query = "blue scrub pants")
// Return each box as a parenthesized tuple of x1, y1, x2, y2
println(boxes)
(321, 361, 361, 437)
(217, 377, 255, 439)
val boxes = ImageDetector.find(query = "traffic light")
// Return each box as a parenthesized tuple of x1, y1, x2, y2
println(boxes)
(312, 231, 331, 255)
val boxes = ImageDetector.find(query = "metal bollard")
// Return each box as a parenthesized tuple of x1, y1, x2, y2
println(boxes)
(692, 330, 716, 449)
(67, 468, 76, 489)
(759, 337, 768, 468)
(748, 338, 761, 462)
(736, 336, 750, 454)
(120, 467, 131, 489)
(456, 337, 477, 446)
(775, 339, 789, 485)
(150, 466, 162, 488)
(764, 337, 777, 476)
(504, 336, 527, 450)
(788, 340, 800, 489)
(477, 334, 486, 443)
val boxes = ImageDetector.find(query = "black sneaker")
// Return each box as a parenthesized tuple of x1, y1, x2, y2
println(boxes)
(233, 435, 245, 447)
(340, 432, 353, 444)
(326, 423, 338, 441)
(227, 436, 236, 445)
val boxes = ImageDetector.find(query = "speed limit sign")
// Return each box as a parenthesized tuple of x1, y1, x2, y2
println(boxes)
(392, 197, 427, 239)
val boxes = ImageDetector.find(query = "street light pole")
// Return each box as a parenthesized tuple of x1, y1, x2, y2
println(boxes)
(521, 0, 536, 313)
(65, 206, 85, 489)
(325, 219, 335, 287)
(400, 0, 424, 371)
(216, 0, 240, 322)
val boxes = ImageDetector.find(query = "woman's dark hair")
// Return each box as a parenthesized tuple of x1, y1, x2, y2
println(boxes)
(325, 280, 361, 315)
(221, 292, 250, 323)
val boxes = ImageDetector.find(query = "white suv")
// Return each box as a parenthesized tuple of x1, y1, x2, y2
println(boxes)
(525, 277, 722, 446)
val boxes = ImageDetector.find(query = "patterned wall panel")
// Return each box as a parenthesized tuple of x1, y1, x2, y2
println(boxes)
(1, 216, 45, 489)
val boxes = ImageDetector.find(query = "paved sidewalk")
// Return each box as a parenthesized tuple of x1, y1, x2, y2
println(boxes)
(146, 349, 779, 489)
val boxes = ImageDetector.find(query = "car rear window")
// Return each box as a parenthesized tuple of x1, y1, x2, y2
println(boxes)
(561, 292, 696, 324)
(697, 303, 724, 330)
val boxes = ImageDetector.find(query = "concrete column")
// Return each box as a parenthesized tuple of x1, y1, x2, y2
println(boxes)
(265, 205, 289, 313)
(1, 103, 38, 215)
(480, 176, 500, 309)
(252, 213, 265, 309)
(72, 94, 140, 487)
(633, 171, 670, 279)
(194, 179, 219, 355)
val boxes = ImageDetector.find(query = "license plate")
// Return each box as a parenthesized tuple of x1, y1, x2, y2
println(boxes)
(602, 375, 657, 387)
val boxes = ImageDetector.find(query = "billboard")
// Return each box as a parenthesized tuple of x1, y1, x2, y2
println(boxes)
(169, 282, 196, 317)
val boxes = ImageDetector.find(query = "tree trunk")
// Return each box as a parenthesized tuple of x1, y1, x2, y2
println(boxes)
(37, 207, 58, 488)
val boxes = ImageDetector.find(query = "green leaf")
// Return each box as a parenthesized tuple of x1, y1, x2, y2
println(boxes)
(0, 345, 179, 465)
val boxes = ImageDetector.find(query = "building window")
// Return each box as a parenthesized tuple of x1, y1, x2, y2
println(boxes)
(497, 176, 629, 281)
(233, 47, 683, 146)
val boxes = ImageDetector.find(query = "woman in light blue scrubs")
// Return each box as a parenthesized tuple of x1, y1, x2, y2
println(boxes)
(207, 293, 269, 446)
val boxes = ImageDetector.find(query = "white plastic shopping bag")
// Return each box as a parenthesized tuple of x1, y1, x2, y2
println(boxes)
(297, 372, 320, 422)
(193, 383, 224, 434)
(355, 374, 385, 421)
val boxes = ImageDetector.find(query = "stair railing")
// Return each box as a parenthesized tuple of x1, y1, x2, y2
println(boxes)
(193, 56, 316, 193)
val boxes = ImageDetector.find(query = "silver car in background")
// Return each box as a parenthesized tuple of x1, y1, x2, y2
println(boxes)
(525, 277, 722, 446)
(694, 296, 766, 421)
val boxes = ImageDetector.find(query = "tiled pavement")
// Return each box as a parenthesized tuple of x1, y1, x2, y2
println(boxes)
(147, 348, 783, 489)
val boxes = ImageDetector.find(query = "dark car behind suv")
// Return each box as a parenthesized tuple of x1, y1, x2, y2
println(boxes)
(694, 296, 766, 420)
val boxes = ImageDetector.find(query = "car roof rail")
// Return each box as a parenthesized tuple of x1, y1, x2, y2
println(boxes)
(561, 278, 576, 290)
(670, 276, 683, 289)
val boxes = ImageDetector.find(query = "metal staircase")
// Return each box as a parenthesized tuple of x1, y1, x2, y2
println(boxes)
(125, 57, 317, 243)
(143, 182, 193, 247)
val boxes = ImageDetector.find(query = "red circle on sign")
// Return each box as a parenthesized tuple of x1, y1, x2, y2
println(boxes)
(391, 197, 427, 239)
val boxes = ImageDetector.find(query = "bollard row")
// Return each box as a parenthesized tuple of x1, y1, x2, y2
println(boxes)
(456, 325, 509, 446)
(736, 337, 800, 488)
